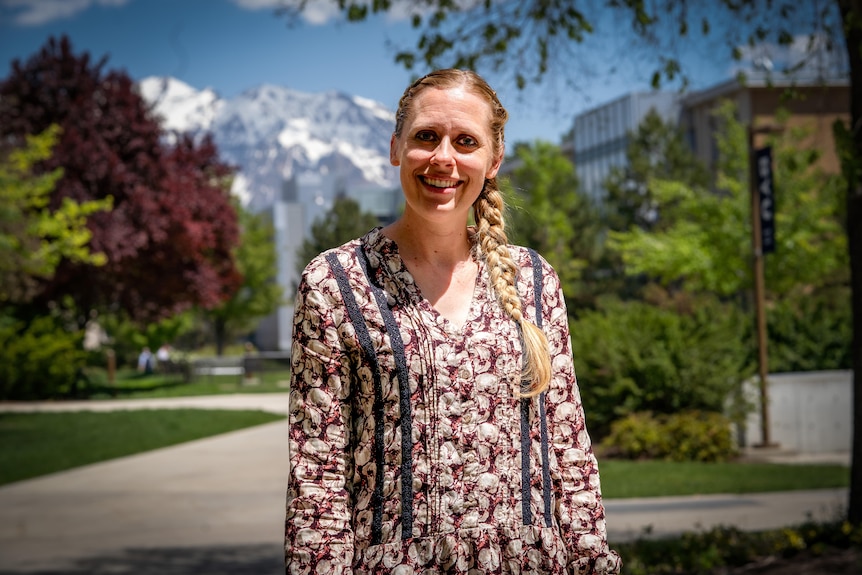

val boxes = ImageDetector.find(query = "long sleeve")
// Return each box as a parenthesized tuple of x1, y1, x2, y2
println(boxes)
(539, 263, 622, 574)
(285, 264, 355, 575)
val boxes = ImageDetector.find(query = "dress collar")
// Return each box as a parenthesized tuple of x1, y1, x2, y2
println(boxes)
(360, 226, 486, 307)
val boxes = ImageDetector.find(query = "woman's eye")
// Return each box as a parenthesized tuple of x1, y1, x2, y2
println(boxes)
(457, 135, 478, 148)
(415, 130, 437, 143)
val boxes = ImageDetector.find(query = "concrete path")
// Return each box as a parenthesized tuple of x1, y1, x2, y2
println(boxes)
(0, 392, 292, 416)
(604, 488, 848, 542)
(0, 395, 851, 574)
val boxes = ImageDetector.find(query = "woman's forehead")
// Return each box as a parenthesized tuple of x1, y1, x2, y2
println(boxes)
(406, 87, 492, 129)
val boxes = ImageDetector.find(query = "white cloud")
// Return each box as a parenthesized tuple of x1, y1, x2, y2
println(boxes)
(228, 0, 282, 9)
(1, 0, 128, 26)
(733, 33, 849, 81)
(229, 0, 338, 24)
(297, 1, 340, 25)
(228, 0, 413, 25)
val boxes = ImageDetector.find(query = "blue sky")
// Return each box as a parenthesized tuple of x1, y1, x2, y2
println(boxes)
(0, 0, 747, 145)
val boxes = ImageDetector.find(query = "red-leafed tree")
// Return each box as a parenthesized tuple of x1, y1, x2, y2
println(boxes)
(0, 36, 242, 323)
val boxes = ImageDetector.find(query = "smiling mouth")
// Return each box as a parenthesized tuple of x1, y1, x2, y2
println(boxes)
(421, 175, 460, 189)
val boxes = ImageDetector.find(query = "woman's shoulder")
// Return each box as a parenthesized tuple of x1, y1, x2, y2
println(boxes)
(507, 244, 556, 276)
(305, 238, 361, 269)
(302, 227, 383, 275)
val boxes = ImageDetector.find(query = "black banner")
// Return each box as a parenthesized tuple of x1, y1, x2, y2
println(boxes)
(755, 146, 775, 254)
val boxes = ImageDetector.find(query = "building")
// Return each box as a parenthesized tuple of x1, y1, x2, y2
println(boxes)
(571, 92, 680, 201)
(568, 77, 850, 204)
(680, 77, 850, 176)
(254, 173, 401, 351)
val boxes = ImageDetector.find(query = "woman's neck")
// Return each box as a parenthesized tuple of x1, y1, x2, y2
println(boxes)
(381, 216, 480, 329)
(382, 218, 474, 267)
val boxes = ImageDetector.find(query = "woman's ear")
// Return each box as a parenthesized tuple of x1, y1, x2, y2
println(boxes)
(486, 151, 503, 179)
(389, 133, 400, 167)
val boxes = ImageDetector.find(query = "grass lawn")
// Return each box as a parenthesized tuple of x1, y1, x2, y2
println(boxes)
(79, 366, 291, 399)
(599, 458, 850, 498)
(0, 409, 285, 486)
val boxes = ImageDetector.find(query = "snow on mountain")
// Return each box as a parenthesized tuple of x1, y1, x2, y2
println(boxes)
(137, 76, 398, 212)
(138, 77, 223, 135)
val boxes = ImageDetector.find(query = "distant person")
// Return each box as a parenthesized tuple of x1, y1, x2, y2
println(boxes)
(285, 69, 620, 574)
(156, 344, 171, 364)
(83, 310, 109, 351)
(243, 341, 259, 384)
(137, 346, 153, 374)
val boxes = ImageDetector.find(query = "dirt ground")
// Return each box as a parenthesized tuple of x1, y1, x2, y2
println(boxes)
(717, 548, 861, 574)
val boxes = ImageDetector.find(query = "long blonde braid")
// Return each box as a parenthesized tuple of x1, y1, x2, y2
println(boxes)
(395, 69, 551, 396)
(474, 182, 551, 397)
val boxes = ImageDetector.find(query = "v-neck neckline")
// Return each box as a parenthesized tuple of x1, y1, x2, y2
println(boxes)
(365, 228, 486, 337)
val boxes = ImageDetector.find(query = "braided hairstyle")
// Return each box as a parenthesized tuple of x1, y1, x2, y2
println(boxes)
(394, 69, 551, 397)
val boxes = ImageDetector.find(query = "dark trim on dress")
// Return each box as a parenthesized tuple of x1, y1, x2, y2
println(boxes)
(326, 252, 386, 545)
(329, 245, 551, 537)
(527, 248, 553, 527)
(355, 246, 415, 540)
(519, 398, 533, 524)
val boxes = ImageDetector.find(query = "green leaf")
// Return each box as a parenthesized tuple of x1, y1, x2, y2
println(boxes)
(346, 3, 368, 21)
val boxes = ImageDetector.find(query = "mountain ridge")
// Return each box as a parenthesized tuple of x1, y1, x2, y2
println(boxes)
(138, 76, 399, 212)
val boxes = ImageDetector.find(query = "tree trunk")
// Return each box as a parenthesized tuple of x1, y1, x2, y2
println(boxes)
(837, 0, 862, 525)
(214, 319, 226, 357)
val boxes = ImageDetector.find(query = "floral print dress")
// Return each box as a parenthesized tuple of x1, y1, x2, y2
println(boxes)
(286, 228, 621, 575)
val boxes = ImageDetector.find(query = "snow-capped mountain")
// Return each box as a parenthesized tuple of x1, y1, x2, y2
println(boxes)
(137, 76, 399, 212)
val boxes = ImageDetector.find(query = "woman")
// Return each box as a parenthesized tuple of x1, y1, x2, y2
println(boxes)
(285, 69, 621, 574)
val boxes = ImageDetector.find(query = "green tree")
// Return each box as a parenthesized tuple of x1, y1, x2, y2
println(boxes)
(296, 196, 381, 280)
(0, 125, 111, 304)
(204, 202, 285, 356)
(608, 101, 848, 298)
(603, 109, 710, 233)
(502, 141, 599, 306)
(0, 37, 241, 324)
(596, 109, 713, 304)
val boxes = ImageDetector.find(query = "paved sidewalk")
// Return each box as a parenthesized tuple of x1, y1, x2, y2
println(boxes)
(0, 395, 851, 574)
(0, 420, 289, 575)
(0, 392, 291, 416)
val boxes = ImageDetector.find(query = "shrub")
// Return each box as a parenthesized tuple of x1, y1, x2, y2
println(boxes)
(96, 310, 196, 369)
(597, 411, 667, 460)
(766, 284, 852, 372)
(615, 519, 862, 575)
(662, 411, 737, 462)
(570, 296, 750, 439)
(600, 410, 737, 462)
(0, 313, 86, 399)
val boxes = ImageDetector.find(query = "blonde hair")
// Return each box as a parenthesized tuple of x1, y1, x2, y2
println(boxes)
(395, 69, 551, 397)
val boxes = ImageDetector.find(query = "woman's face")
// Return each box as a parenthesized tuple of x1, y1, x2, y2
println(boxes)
(390, 86, 502, 226)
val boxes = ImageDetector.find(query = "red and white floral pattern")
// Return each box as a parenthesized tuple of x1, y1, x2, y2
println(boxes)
(286, 228, 621, 574)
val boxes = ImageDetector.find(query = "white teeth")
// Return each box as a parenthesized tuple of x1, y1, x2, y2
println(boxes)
(423, 176, 458, 188)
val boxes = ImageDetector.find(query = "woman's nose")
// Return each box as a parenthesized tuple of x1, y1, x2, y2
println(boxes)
(431, 138, 454, 165)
